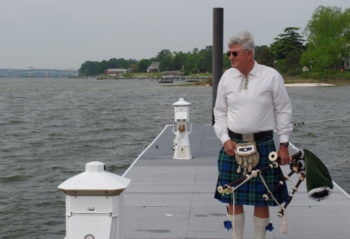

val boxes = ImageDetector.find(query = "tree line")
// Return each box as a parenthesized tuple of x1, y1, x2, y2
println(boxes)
(78, 46, 215, 76)
(79, 6, 350, 78)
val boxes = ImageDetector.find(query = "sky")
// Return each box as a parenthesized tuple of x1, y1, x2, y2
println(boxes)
(0, 0, 349, 70)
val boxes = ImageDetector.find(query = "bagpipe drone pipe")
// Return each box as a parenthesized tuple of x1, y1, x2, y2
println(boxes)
(268, 145, 333, 217)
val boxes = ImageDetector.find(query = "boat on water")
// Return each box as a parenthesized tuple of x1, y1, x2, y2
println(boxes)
(158, 78, 174, 83)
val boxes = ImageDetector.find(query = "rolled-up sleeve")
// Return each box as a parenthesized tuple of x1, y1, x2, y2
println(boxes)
(214, 76, 230, 144)
(272, 73, 293, 143)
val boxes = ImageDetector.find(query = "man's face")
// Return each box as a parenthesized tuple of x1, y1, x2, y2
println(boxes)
(227, 44, 253, 73)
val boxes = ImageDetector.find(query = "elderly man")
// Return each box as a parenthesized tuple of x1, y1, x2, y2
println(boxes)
(214, 31, 293, 239)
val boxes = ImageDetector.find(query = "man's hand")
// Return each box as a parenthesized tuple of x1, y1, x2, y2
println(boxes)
(278, 145, 290, 165)
(224, 140, 236, 156)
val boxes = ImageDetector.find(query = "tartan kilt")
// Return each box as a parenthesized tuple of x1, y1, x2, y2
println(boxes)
(214, 138, 289, 206)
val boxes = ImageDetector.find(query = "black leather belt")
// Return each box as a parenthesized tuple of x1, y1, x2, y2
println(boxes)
(228, 130, 273, 141)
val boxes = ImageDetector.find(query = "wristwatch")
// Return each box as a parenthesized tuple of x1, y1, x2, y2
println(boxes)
(280, 142, 289, 147)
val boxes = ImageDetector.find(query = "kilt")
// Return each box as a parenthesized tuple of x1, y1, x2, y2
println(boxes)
(214, 137, 289, 206)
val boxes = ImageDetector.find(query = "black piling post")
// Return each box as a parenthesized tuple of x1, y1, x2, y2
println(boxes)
(212, 8, 224, 125)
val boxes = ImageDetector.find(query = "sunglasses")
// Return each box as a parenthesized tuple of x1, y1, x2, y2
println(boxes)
(226, 51, 239, 57)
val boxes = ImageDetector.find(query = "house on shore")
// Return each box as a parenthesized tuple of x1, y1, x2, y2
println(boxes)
(147, 62, 160, 73)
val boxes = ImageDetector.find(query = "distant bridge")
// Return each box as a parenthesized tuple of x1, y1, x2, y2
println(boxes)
(0, 68, 78, 78)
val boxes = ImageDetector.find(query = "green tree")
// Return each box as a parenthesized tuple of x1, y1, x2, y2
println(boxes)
(96, 60, 109, 74)
(160, 54, 174, 71)
(255, 45, 274, 67)
(301, 6, 350, 71)
(173, 51, 187, 71)
(184, 53, 197, 75)
(108, 58, 117, 68)
(198, 46, 212, 72)
(79, 61, 100, 76)
(156, 49, 172, 61)
(181, 47, 212, 74)
(137, 59, 152, 73)
(270, 27, 305, 74)
(271, 27, 305, 60)
(156, 49, 174, 71)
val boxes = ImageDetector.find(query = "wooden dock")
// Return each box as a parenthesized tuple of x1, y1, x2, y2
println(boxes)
(123, 124, 350, 239)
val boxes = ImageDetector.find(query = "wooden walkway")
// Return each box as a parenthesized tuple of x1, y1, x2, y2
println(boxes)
(123, 124, 350, 239)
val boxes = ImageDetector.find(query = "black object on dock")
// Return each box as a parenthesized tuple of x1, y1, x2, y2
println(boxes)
(212, 8, 224, 125)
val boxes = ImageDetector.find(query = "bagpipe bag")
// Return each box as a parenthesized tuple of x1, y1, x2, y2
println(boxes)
(304, 149, 333, 200)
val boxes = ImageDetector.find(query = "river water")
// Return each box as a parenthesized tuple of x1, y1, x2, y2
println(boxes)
(0, 78, 349, 239)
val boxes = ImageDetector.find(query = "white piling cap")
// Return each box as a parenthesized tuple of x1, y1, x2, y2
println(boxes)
(85, 161, 105, 172)
(173, 97, 191, 106)
(58, 161, 131, 196)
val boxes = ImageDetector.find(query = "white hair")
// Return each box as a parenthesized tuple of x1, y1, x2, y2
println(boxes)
(228, 31, 255, 56)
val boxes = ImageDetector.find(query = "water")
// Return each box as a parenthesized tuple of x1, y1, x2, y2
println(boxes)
(0, 78, 349, 239)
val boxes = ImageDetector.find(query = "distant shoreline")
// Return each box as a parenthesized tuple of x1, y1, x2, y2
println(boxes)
(172, 77, 349, 87)
(284, 77, 350, 86)
(285, 83, 335, 87)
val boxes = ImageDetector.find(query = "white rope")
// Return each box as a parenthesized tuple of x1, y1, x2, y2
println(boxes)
(231, 187, 235, 239)
(289, 141, 349, 168)
(293, 115, 350, 126)
(325, 158, 350, 167)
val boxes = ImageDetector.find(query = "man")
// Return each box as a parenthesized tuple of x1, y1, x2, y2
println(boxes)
(213, 31, 293, 239)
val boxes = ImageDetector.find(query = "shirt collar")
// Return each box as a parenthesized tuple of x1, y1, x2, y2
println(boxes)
(231, 61, 261, 78)
(247, 61, 260, 77)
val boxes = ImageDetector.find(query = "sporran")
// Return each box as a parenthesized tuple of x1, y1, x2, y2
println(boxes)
(235, 142, 259, 174)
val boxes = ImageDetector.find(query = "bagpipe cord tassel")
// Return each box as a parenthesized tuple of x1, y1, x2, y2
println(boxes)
(223, 215, 232, 231)
(254, 216, 269, 239)
(279, 215, 288, 233)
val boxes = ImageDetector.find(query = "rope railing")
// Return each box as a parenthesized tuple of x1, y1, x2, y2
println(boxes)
(293, 116, 350, 126)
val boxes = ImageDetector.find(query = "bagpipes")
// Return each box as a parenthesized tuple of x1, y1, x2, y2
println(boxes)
(217, 143, 333, 233)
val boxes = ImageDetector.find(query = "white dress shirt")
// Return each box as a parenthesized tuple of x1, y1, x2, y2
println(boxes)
(214, 62, 293, 144)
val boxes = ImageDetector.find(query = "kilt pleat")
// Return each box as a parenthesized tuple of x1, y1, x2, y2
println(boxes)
(214, 138, 289, 206)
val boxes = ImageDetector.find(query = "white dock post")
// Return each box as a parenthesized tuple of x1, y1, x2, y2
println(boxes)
(58, 161, 130, 239)
(173, 98, 192, 160)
